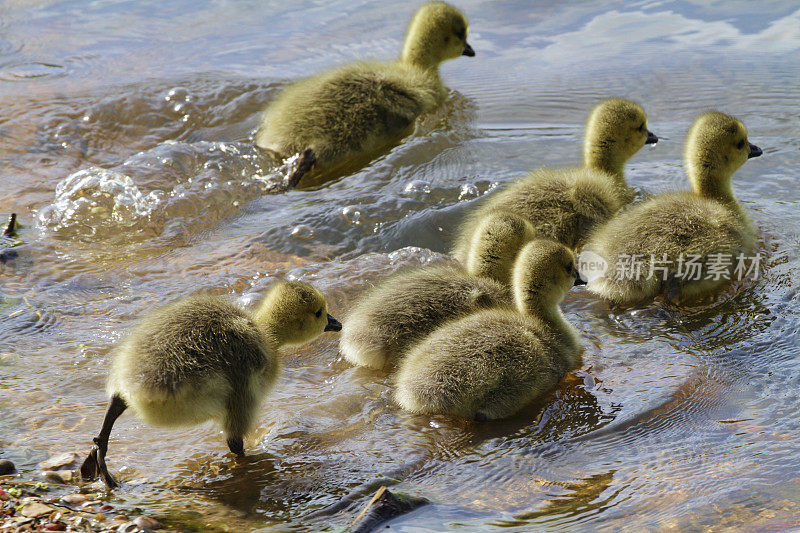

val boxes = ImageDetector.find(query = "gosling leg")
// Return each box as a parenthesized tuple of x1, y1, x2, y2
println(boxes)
(285, 149, 316, 189)
(226, 437, 245, 457)
(3, 213, 16, 237)
(80, 394, 127, 488)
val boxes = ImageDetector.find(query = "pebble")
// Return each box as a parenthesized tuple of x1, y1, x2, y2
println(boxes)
(134, 515, 164, 530)
(100, 504, 115, 512)
(61, 493, 87, 505)
(116, 522, 139, 533)
(39, 452, 81, 471)
(0, 459, 15, 475)
(42, 469, 73, 483)
(42, 523, 67, 531)
(20, 501, 54, 518)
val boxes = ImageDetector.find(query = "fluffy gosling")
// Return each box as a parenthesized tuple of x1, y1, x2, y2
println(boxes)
(255, 2, 474, 188)
(452, 98, 657, 260)
(340, 212, 534, 370)
(80, 281, 341, 488)
(584, 111, 761, 304)
(394, 239, 585, 420)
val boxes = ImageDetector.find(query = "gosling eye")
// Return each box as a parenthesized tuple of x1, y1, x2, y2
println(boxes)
(736, 139, 745, 150)
(565, 262, 573, 275)
(315, 308, 323, 318)
(638, 122, 645, 133)
(455, 28, 466, 40)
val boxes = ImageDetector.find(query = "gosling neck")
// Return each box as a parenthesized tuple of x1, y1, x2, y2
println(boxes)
(400, 43, 441, 79)
(252, 307, 284, 349)
(690, 166, 738, 206)
(512, 268, 566, 325)
(584, 146, 627, 185)
(515, 288, 565, 322)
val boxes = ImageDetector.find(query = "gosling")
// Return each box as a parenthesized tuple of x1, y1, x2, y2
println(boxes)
(394, 239, 585, 420)
(340, 212, 535, 370)
(452, 98, 657, 259)
(255, 2, 474, 188)
(584, 111, 761, 304)
(80, 281, 341, 488)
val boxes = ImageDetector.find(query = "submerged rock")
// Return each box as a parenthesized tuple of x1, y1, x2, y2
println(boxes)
(134, 515, 164, 529)
(350, 486, 428, 533)
(0, 459, 15, 475)
(39, 452, 81, 472)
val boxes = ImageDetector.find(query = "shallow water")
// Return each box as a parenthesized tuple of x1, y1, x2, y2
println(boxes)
(1, 0, 799, 530)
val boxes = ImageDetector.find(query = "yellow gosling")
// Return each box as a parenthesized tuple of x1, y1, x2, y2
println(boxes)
(453, 98, 657, 258)
(340, 212, 534, 370)
(255, 2, 474, 188)
(584, 111, 761, 304)
(80, 281, 341, 488)
(394, 239, 585, 420)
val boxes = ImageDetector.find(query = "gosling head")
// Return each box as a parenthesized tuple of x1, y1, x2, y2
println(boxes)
(685, 111, 761, 202)
(583, 98, 657, 178)
(401, 2, 474, 69)
(511, 239, 584, 315)
(254, 280, 341, 347)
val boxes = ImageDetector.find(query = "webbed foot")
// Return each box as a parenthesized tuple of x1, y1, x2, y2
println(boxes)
(286, 149, 316, 189)
(80, 443, 118, 488)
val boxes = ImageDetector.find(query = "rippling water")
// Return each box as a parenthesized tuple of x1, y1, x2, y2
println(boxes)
(1, 0, 799, 531)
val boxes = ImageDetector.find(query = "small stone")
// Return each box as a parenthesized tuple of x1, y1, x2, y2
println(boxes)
(43, 470, 73, 483)
(39, 453, 81, 471)
(42, 523, 67, 531)
(117, 522, 139, 533)
(20, 501, 54, 518)
(0, 459, 15, 475)
(112, 515, 129, 522)
(134, 516, 163, 530)
(61, 493, 87, 505)
(100, 504, 114, 512)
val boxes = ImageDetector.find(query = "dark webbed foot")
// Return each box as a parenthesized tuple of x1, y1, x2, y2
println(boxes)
(80, 446, 101, 480)
(227, 437, 245, 457)
(286, 149, 316, 190)
(80, 442, 119, 488)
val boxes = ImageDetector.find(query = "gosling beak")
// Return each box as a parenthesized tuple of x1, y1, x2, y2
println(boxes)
(324, 313, 342, 332)
(574, 271, 587, 286)
(462, 42, 475, 57)
(645, 130, 658, 144)
(748, 143, 762, 159)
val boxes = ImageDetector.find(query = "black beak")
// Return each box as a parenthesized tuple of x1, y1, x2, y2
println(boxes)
(574, 272, 587, 286)
(748, 143, 762, 159)
(645, 130, 658, 144)
(462, 42, 475, 57)
(324, 313, 342, 332)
